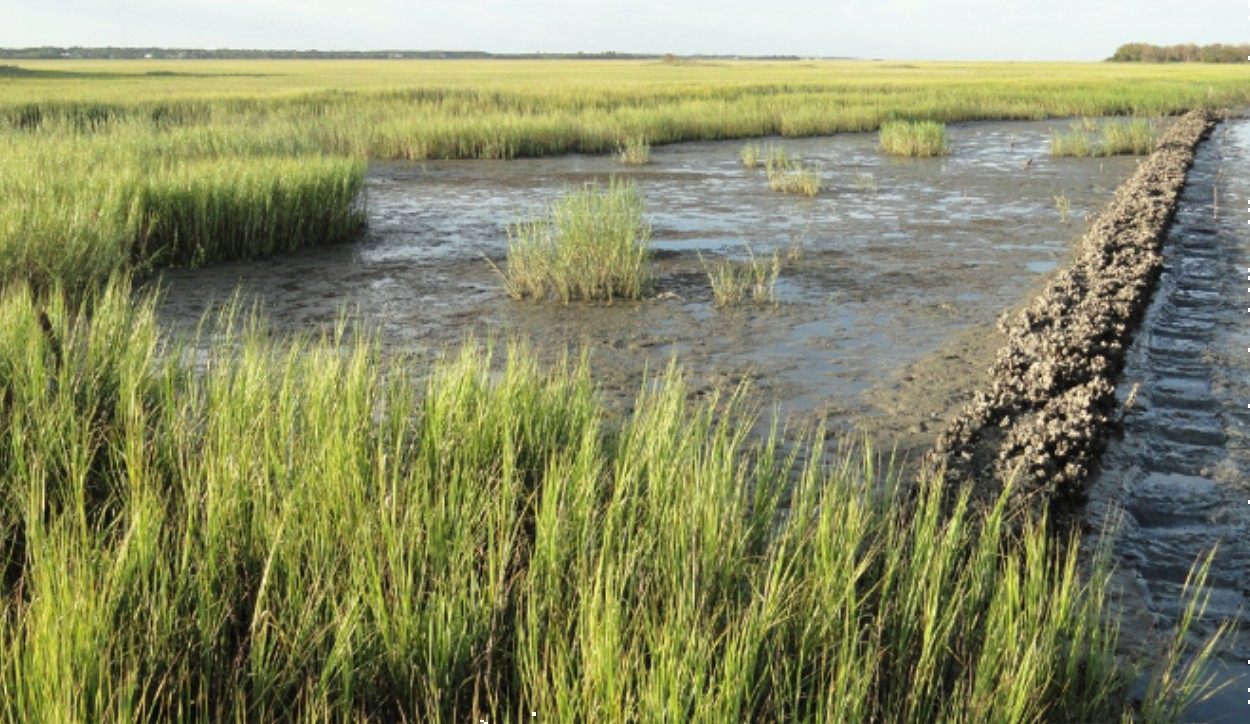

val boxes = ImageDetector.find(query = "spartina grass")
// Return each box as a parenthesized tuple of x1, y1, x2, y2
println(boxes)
(740, 142, 763, 168)
(878, 120, 950, 157)
(1136, 548, 1233, 722)
(1049, 127, 1095, 157)
(1054, 191, 1071, 221)
(616, 135, 651, 165)
(0, 278, 1229, 721)
(1101, 118, 1157, 155)
(1050, 117, 1157, 157)
(497, 177, 653, 302)
(855, 172, 879, 193)
(764, 147, 822, 197)
(699, 244, 782, 307)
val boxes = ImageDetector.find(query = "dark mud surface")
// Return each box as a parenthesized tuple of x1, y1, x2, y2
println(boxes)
(1082, 118, 1250, 723)
(924, 110, 1216, 506)
(152, 118, 1141, 452)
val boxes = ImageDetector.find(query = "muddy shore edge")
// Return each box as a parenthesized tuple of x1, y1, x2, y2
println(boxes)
(922, 109, 1218, 510)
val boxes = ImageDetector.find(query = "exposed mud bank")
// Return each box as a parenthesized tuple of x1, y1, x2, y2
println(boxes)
(923, 110, 1217, 508)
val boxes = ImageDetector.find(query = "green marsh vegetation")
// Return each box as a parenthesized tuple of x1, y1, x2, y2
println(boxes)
(0, 58, 1238, 720)
(0, 279, 1225, 721)
(740, 141, 763, 168)
(764, 146, 823, 196)
(699, 244, 782, 306)
(878, 119, 950, 157)
(497, 178, 653, 302)
(1054, 191, 1072, 222)
(854, 172, 879, 194)
(2, 59, 1247, 293)
(1049, 117, 1158, 157)
(616, 135, 652, 165)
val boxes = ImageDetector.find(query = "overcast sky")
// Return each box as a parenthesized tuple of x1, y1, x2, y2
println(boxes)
(1, 1, 1244, 61)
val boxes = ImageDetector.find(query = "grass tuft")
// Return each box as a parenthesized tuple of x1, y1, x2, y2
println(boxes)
(1054, 191, 1071, 221)
(764, 147, 822, 196)
(616, 135, 651, 165)
(699, 244, 782, 307)
(740, 142, 763, 168)
(497, 177, 653, 302)
(879, 120, 950, 157)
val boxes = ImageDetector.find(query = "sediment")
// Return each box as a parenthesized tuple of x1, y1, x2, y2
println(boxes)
(923, 109, 1217, 510)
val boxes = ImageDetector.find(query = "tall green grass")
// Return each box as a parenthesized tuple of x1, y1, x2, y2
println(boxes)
(699, 244, 781, 306)
(879, 120, 950, 157)
(0, 279, 1225, 721)
(0, 129, 366, 297)
(498, 178, 653, 302)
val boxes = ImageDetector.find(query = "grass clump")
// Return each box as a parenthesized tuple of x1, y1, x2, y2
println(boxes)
(855, 172, 879, 193)
(616, 135, 651, 165)
(699, 244, 782, 307)
(740, 142, 763, 168)
(1054, 191, 1071, 221)
(499, 177, 653, 302)
(878, 119, 950, 157)
(764, 147, 823, 197)
(1101, 118, 1157, 154)
(1049, 117, 1157, 157)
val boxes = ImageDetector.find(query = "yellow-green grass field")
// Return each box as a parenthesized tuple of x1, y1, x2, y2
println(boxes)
(0, 59, 1241, 720)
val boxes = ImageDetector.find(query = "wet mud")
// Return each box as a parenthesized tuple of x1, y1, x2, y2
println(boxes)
(152, 118, 1141, 449)
(149, 113, 1250, 717)
(924, 110, 1216, 506)
(1083, 117, 1250, 722)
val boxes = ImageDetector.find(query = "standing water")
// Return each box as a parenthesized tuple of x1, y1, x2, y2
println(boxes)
(1085, 118, 1250, 721)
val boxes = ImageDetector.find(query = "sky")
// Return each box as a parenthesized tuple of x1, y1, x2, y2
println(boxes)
(0, 1, 1245, 61)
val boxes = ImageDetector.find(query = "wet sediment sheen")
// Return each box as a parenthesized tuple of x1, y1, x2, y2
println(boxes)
(1084, 118, 1250, 722)
(925, 110, 1250, 720)
(924, 110, 1217, 508)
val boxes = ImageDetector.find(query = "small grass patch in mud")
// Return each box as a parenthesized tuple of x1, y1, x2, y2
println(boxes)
(878, 120, 950, 157)
(699, 243, 781, 307)
(1049, 117, 1157, 157)
(497, 177, 653, 302)
(616, 135, 651, 165)
(740, 142, 763, 168)
(855, 172, 879, 194)
(1054, 190, 1072, 222)
(765, 146, 822, 196)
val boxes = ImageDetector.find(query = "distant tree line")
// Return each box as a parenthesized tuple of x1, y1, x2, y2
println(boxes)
(0, 47, 808, 62)
(1109, 42, 1249, 63)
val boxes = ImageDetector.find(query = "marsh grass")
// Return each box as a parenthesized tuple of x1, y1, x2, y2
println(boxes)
(0, 279, 1229, 721)
(855, 172, 879, 194)
(878, 120, 950, 157)
(699, 244, 782, 306)
(1054, 191, 1071, 222)
(1049, 117, 1158, 157)
(1101, 119, 1158, 155)
(740, 142, 763, 168)
(3, 60, 1246, 293)
(616, 135, 651, 165)
(765, 147, 822, 196)
(0, 131, 366, 297)
(498, 178, 653, 302)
